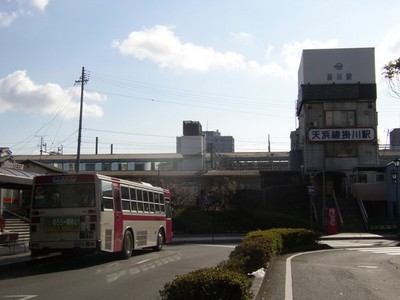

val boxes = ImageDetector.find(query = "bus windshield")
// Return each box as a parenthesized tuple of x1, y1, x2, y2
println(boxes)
(32, 183, 95, 209)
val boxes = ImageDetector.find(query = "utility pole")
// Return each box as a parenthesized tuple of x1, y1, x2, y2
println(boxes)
(75, 67, 89, 173)
(40, 136, 47, 157)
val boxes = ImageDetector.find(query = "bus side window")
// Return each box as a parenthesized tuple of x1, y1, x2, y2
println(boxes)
(130, 188, 137, 212)
(101, 181, 113, 210)
(143, 191, 149, 212)
(154, 193, 160, 213)
(137, 189, 143, 212)
(121, 186, 130, 211)
(160, 194, 165, 212)
(149, 192, 154, 213)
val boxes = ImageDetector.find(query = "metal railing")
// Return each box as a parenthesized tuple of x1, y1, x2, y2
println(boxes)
(331, 189, 344, 229)
(356, 197, 369, 229)
(3, 209, 30, 223)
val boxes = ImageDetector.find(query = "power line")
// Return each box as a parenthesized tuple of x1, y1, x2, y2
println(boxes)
(89, 71, 294, 113)
(84, 128, 176, 139)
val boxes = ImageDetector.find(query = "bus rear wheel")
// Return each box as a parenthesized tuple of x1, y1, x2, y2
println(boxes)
(122, 230, 133, 259)
(153, 229, 165, 251)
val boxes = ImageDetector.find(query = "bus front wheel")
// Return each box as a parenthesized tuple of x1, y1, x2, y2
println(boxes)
(153, 229, 165, 251)
(122, 230, 133, 259)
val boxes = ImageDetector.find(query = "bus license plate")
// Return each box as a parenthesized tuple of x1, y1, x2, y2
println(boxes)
(44, 217, 80, 232)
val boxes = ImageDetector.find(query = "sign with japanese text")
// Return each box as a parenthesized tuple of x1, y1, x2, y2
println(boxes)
(2, 161, 24, 170)
(308, 128, 375, 142)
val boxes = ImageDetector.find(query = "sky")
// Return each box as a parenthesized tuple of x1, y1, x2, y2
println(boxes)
(1, 0, 400, 155)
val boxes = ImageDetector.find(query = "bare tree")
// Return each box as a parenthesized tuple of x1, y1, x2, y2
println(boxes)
(383, 58, 400, 98)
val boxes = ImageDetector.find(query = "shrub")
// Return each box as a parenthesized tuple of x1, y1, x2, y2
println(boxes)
(226, 228, 318, 274)
(246, 229, 283, 255)
(267, 228, 319, 250)
(246, 228, 318, 253)
(159, 267, 252, 300)
(228, 235, 274, 273)
(160, 228, 319, 298)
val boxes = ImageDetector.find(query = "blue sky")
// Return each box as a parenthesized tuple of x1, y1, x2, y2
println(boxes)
(1, 0, 400, 155)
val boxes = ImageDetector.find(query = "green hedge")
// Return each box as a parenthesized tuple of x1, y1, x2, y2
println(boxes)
(246, 228, 319, 252)
(159, 228, 318, 299)
(159, 267, 252, 300)
(225, 235, 275, 273)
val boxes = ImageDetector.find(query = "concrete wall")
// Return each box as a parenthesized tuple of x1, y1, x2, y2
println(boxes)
(298, 48, 375, 87)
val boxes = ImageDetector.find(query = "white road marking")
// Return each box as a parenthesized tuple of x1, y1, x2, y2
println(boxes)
(136, 258, 151, 264)
(348, 246, 400, 256)
(285, 249, 335, 300)
(357, 265, 378, 269)
(197, 244, 236, 248)
(3, 296, 38, 300)
(285, 246, 399, 299)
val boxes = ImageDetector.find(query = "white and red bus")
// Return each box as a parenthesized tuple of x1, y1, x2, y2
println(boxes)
(30, 173, 172, 258)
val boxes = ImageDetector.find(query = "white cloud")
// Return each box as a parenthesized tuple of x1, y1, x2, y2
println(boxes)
(281, 39, 339, 76)
(113, 25, 340, 78)
(373, 27, 400, 99)
(264, 45, 273, 59)
(0, 10, 19, 27)
(248, 39, 339, 77)
(377, 27, 400, 72)
(0, 0, 49, 28)
(30, 0, 49, 11)
(230, 31, 253, 42)
(113, 25, 247, 72)
(0, 70, 105, 119)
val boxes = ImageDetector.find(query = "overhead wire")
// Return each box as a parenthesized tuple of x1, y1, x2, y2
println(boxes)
(89, 71, 294, 116)
(11, 80, 82, 154)
(12, 70, 293, 154)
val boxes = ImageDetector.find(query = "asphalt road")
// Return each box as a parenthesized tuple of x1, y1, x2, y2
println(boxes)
(0, 243, 236, 300)
(262, 239, 400, 300)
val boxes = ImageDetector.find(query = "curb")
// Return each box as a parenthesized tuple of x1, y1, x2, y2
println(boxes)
(318, 233, 398, 241)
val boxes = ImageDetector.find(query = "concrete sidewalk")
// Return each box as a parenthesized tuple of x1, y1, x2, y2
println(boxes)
(319, 232, 398, 240)
(0, 242, 32, 266)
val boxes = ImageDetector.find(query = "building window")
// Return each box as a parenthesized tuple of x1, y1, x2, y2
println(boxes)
(376, 174, 384, 182)
(84, 163, 96, 171)
(325, 111, 355, 127)
(135, 163, 144, 171)
(325, 142, 357, 157)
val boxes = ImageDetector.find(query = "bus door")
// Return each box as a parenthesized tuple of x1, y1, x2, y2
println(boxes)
(113, 182, 123, 251)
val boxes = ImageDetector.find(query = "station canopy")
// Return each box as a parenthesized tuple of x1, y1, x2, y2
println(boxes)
(0, 167, 38, 189)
